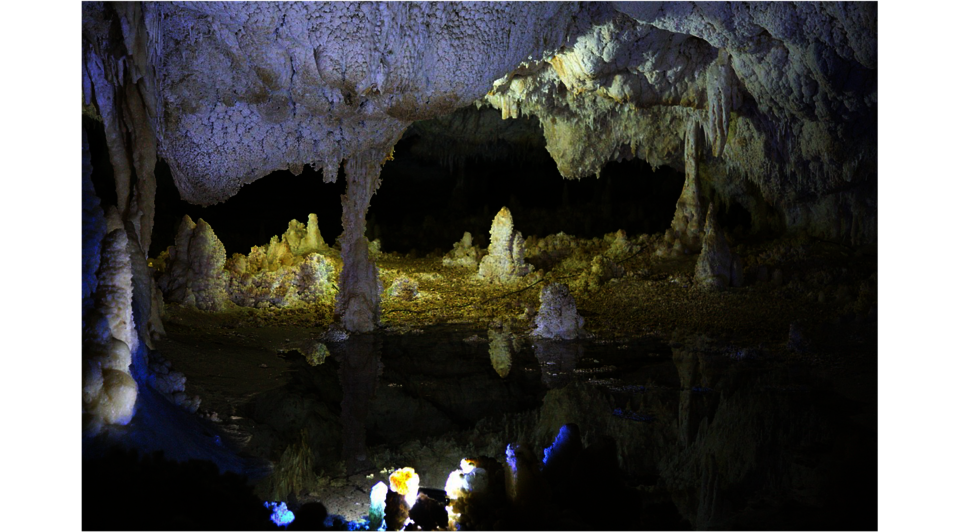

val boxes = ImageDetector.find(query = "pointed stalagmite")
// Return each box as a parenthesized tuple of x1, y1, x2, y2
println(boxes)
(478, 207, 531, 282)
(695, 202, 742, 290)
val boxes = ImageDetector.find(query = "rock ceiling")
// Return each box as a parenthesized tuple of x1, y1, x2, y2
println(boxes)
(82, 1, 877, 245)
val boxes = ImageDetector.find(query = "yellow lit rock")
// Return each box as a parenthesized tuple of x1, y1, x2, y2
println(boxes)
(389, 467, 419, 496)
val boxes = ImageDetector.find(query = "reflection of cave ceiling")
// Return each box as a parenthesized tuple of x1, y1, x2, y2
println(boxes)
(82, 1, 877, 244)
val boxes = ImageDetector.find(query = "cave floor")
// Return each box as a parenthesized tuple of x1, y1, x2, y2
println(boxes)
(153, 236, 878, 529)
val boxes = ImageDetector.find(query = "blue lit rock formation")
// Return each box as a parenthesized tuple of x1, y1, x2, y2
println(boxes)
(532, 283, 585, 340)
(83, 219, 139, 435)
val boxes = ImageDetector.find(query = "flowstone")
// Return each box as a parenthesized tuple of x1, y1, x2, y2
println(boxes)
(478, 207, 531, 283)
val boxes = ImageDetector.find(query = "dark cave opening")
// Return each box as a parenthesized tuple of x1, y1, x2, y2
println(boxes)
(134, 119, 687, 258)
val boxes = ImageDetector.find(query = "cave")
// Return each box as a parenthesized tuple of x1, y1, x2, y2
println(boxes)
(78, 2, 879, 530)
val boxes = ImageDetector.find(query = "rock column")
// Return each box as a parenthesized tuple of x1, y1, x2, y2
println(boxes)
(336, 152, 384, 332)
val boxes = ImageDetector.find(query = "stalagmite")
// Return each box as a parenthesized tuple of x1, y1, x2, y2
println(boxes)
(157, 216, 228, 311)
(478, 207, 531, 282)
(661, 117, 706, 256)
(84, 227, 140, 435)
(336, 152, 385, 332)
(694, 203, 743, 291)
(532, 283, 585, 340)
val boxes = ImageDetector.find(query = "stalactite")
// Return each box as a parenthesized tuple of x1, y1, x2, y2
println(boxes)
(705, 49, 736, 158)
(336, 151, 385, 332)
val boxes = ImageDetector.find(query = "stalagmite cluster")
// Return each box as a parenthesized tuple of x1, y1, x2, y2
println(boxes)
(156, 215, 338, 310)
(442, 232, 481, 270)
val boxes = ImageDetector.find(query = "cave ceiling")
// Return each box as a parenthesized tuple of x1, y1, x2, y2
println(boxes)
(82, 1, 877, 243)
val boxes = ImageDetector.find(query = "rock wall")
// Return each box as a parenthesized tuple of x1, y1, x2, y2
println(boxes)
(482, 2, 877, 245)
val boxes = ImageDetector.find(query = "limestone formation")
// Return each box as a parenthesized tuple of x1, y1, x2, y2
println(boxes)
(83, 227, 140, 435)
(157, 216, 228, 311)
(336, 152, 387, 332)
(695, 203, 743, 291)
(478, 207, 531, 283)
(532, 283, 585, 340)
(442, 232, 480, 270)
(660, 118, 706, 257)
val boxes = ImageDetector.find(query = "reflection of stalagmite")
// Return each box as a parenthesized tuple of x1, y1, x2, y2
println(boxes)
(488, 325, 519, 378)
(533, 341, 583, 389)
(336, 152, 385, 332)
(335, 335, 382, 473)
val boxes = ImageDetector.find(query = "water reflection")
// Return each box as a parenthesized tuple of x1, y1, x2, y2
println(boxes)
(331, 335, 382, 474)
(487, 326, 519, 378)
(246, 327, 874, 529)
(532, 340, 583, 389)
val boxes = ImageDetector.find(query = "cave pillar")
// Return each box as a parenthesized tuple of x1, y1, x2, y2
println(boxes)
(662, 116, 706, 255)
(336, 151, 384, 332)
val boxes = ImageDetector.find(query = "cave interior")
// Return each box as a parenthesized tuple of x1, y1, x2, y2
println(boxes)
(79, 2, 878, 530)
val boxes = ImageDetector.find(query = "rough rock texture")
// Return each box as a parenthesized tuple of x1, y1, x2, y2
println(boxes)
(659, 118, 706, 257)
(532, 283, 585, 340)
(442, 231, 481, 270)
(336, 153, 386, 332)
(157, 216, 228, 311)
(695, 203, 744, 290)
(82, 130, 107, 320)
(482, 2, 877, 245)
(82, 2, 579, 205)
(83, 226, 140, 435)
(478, 207, 531, 283)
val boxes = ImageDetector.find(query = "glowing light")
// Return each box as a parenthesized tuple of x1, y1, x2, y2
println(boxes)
(368, 481, 388, 530)
(389, 467, 420, 508)
(264, 501, 295, 528)
(444, 459, 487, 500)
(445, 470, 466, 499)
